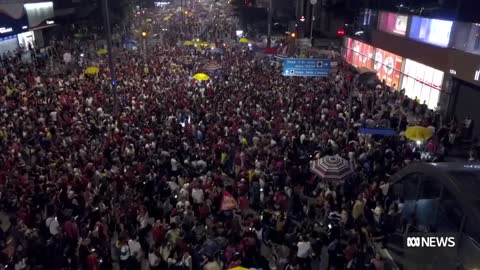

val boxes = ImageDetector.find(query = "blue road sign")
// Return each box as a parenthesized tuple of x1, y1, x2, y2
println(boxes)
(282, 58, 331, 77)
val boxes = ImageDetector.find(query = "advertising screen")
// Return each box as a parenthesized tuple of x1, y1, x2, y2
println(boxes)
(451, 22, 480, 55)
(378, 11, 408, 36)
(409, 16, 452, 47)
(373, 48, 403, 88)
(24, 2, 54, 28)
(401, 59, 444, 109)
(350, 39, 374, 69)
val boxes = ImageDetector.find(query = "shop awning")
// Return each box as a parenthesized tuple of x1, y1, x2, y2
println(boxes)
(356, 66, 377, 74)
(29, 24, 56, 31)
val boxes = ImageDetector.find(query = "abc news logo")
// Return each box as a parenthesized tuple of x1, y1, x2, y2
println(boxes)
(406, 236, 456, 248)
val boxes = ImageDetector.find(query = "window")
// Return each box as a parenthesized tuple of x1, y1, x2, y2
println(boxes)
(436, 190, 463, 233)
(391, 182, 405, 200)
(402, 174, 420, 220)
(474, 31, 480, 50)
(418, 177, 442, 200)
(451, 22, 480, 55)
(415, 176, 442, 226)
(403, 173, 420, 200)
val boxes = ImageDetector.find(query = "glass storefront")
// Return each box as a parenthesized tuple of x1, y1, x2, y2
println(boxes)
(401, 59, 444, 109)
(343, 38, 445, 107)
(373, 48, 403, 89)
(17, 30, 34, 49)
(350, 39, 374, 69)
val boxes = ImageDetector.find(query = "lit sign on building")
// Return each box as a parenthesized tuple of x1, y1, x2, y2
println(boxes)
(0, 27, 13, 34)
(154, 2, 170, 6)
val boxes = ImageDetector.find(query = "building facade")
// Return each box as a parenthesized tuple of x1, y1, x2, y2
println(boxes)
(342, 10, 480, 138)
(0, 1, 55, 55)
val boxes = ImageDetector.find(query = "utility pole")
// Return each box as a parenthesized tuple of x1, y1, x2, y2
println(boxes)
(310, 0, 317, 44)
(267, 0, 273, 48)
(141, 31, 148, 63)
(347, 75, 357, 134)
(102, 0, 119, 117)
(181, 0, 184, 39)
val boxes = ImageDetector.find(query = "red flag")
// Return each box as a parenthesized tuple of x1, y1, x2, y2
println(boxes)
(220, 191, 237, 211)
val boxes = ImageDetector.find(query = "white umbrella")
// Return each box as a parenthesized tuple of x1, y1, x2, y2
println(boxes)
(310, 155, 353, 181)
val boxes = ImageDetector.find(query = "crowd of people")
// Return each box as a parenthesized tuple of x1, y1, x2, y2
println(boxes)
(0, 1, 475, 270)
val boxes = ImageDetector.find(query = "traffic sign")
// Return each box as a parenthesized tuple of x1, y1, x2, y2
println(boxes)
(282, 58, 331, 77)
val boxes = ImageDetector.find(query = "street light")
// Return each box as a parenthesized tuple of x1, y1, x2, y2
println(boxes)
(290, 32, 296, 38)
(141, 31, 148, 63)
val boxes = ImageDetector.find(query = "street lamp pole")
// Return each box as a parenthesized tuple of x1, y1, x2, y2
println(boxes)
(310, 2, 316, 41)
(102, 0, 119, 117)
(143, 36, 147, 63)
(310, 0, 317, 44)
(267, 0, 273, 48)
(181, 0, 184, 39)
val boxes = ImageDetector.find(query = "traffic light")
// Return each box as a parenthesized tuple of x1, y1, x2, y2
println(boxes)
(337, 29, 345, 36)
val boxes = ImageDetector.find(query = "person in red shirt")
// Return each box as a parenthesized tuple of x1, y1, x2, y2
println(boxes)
(63, 216, 79, 242)
(343, 241, 357, 265)
(238, 194, 249, 212)
(86, 250, 99, 270)
(152, 220, 166, 245)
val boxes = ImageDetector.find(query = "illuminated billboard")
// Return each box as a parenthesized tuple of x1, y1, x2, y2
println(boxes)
(409, 16, 452, 48)
(378, 11, 408, 36)
(24, 2, 54, 28)
(373, 48, 403, 88)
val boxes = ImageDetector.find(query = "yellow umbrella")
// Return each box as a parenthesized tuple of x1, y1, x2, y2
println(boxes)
(404, 126, 433, 142)
(183, 41, 194, 46)
(84, 66, 100, 75)
(239, 37, 249, 43)
(193, 73, 210, 81)
(96, 49, 107, 55)
(229, 267, 249, 270)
